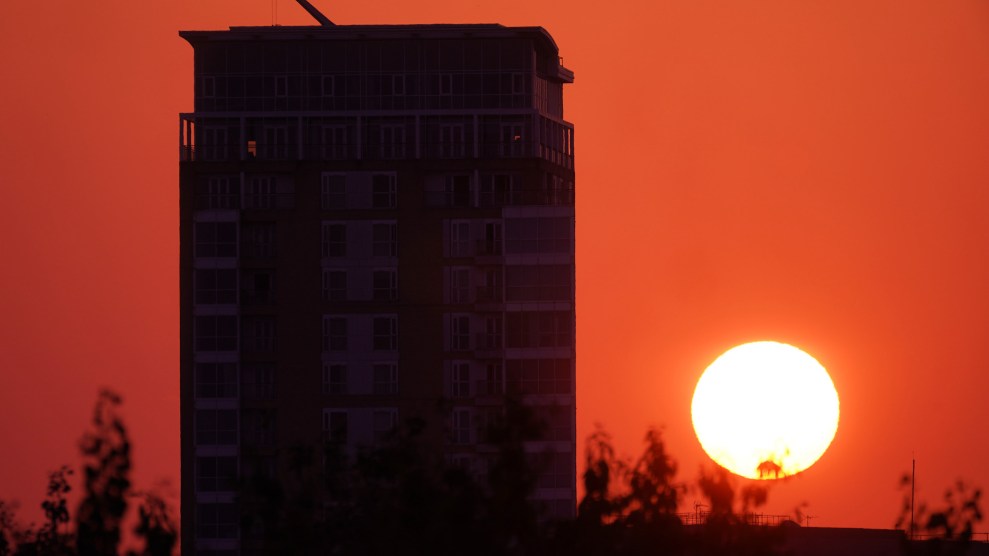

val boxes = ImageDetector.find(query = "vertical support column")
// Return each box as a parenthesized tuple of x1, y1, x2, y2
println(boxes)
(415, 115, 421, 160)
(473, 168, 481, 208)
(356, 115, 363, 160)
(531, 113, 539, 159)
(473, 114, 479, 159)
(240, 116, 246, 161)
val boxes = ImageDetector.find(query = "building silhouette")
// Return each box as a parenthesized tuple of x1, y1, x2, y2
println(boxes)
(178, 4, 575, 554)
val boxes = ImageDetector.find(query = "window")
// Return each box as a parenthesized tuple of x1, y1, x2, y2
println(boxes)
(511, 73, 526, 95)
(241, 362, 276, 400)
(322, 316, 347, 352)
(439, 124, 466, 158)
(195, 409, 237, 445)
(243, 456, 276, 482)
(480, 173, 512, 207)
(380, 124, 406, 159)
(196, 502, 238, 540)
(195, 362, 238, 398)
(449, 268, 470, 303)
(241, 269, 274, 306)
(241, 316, 275, 354)
(451, 408, 471, 444)
(372, 270, 397, 301)
(481, 362, 504, 396)
(195, 269, 237, 305)
(262, 126, 289, 159)
(532, 451, 573, 489)
(241, 409, 276, 447)
(479, 222, 502, 256)
(500, 123, 525, 157)
(321, 173, 346, 209)
(505, 358, 572, 395)
(321, 222, 347, 257)
(201, 127, 229, 161)
(196, 456, 237, 493)
(323, 410, 348, 443)
(477, 268, 503, 302)
(373, 363, 398, 395)
(321, 75, 336, 97)
(195, 315, 238, 351)
(202, 176, 238, 209)
(371, 173, 397, 209)
(449, 221, 471, 257)
(244, 176, 276, 209)
(446, 175, 472, 207)
(451, 362, 470, 398)
(241, 222, 276, 258)
(274, 75, 288, 97)
(373, 409, 397, 443)
(505, 217, 571, 254)
(438, 74, 453, 96)
(478, 314, 502, 350)
(322, 364, 346, 395)
(372, 316, 397, 351)
(531, 405, 572, 442)
(321, 126, 347, 159)
(202, 76, 216, 98)
(391, 74, 406, 96)
(372, 222, 397, 257)
(504, 311, 572, 348)
(195, 222, 237, 258)
(450, 315, 470, 351)
(505, 265, 572, 302)
(322, 269, 347, 302)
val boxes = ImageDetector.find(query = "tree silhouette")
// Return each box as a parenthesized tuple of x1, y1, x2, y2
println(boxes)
(75, 389, 131, 555)
(896, 475, 984, 556)
(36, 466, 73, 555)
(125, 488, 177, 556)
(0, 389, 178, 556)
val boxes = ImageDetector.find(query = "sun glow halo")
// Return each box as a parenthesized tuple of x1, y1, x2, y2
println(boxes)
(691, 341, 839, 480)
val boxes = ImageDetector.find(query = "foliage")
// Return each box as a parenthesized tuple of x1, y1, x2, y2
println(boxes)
(125, 488, 177, 556)
(692, 466, 782, 556)
(75, 389, 131, 556)
(0, 500, 31, 556)
(315, 400, 546, 556)
(36, 466, 74, 555)
(896, 475, 984, 556)
(555, 425, 783, 556)
(0, 390, 176, 556)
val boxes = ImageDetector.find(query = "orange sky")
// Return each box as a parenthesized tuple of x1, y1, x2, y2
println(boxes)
(2, 0, 989, 531)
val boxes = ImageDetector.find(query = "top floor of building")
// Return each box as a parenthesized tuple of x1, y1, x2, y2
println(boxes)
(180, 24, 574, 118)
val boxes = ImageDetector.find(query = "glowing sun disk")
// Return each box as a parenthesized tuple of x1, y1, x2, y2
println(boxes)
(691, 341, 840, 480)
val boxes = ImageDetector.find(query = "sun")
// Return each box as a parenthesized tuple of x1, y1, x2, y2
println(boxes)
(691, 341, 839, 480)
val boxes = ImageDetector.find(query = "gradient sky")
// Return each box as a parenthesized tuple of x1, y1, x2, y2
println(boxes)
(2, 0, 989, 531)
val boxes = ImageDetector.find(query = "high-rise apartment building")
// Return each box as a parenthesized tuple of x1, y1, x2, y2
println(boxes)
(179, 6, 575, 554)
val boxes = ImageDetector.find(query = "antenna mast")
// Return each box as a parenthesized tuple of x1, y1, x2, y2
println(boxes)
(295, 0, 335, 26)
(911, 457, 916, 540)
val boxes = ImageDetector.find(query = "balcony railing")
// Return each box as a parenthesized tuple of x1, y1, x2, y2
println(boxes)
(475, 380, 505, 397)
(474, 333, 502, 351)
(475, 285, 503, 303)
(179, 112, 574, 168)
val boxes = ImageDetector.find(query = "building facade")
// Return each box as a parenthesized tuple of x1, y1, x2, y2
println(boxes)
(179, 16, 575, 555)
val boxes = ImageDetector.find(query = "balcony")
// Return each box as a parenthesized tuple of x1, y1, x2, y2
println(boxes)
(179, 112, 574, 169)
